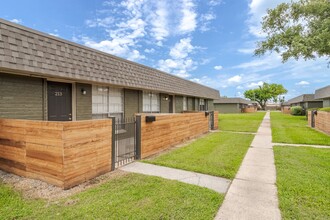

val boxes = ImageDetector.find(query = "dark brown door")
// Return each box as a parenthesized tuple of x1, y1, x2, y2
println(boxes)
(47, 82, 72, 121)
(169, 95, 173, 113)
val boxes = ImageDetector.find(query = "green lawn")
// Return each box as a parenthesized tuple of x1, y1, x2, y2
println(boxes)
(144, 132, 254, 179)
(218, 112, 266, 132)
(271, 112, 330, 145)
(274, 146, 330, 219)
(0, 173, 223, 219)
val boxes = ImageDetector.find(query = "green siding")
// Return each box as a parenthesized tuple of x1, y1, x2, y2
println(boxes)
(306, 101, 323, 109)
(194, 98, 199, 111)
(207, 100, 214, 111)
(187, 97, 194, 111)
(323, 98, 330, 107)
(138, 91, 143, 113)
(160, 93, 169, 113)
(175, 96, 183, 113)
(125, 89, 140, 117)
(214, 103, 240, 113)
(76, 83, 92, 120)
(0, 72, 44, 120)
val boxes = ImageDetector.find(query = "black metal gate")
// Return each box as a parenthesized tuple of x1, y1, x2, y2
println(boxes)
(111, 116, 141, 169)
(209, 111, 214, 130)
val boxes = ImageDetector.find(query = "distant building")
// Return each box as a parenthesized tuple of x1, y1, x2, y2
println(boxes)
(265, 103, 281, 111)
(281, 102, 291, 114)
(315, 85, 330, 107)
(287, 94, 323, 109)
(213, 98, 256, 113)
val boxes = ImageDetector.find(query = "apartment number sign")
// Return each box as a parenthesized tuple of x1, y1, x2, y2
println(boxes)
(55, 91, 63, 96)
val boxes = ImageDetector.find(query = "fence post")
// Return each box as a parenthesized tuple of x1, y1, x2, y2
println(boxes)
(209, 111, 214, 130)
(110, 117, 116, 171)
(135, 115, 142, 160)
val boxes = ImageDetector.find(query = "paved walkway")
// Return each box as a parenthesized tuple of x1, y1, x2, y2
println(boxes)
(272, 142, 330, 149)
(215, 112, 281, 220)
(120, 162, 231, 194)
(214, 130, 257, 135)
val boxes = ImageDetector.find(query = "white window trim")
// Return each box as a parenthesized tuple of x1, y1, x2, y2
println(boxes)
(183, 96, 187, 111)
(92, 85, 124, 120)
(143, 91, 160, 113)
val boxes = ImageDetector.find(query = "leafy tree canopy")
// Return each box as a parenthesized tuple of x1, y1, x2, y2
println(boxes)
(255, 0, 330, 63)
(244, 83, 288, 110)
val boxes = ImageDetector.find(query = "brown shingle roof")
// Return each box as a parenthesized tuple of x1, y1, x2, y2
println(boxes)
(214, 97, 252, 105)
(287, 94, 318, 104)
(315, 85, 330, 99)
(0, 19, 220, 99)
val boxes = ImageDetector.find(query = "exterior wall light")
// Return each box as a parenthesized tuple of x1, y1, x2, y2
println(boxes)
(81, 88, 87, 95)
(163, 96, 169, 101)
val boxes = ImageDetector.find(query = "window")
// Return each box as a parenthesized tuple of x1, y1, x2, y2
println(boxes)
(199, 98, 205, 111)
(143, 91, 160, 112)
(92, 86, 108, 114)
(92, 85, 123, 120)
(183, 96, 187, 111)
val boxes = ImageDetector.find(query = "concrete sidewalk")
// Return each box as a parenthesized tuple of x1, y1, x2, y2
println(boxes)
(272, 142, 330, 149)
(215, 111, 281, 220)
(120, 162, 231, 194)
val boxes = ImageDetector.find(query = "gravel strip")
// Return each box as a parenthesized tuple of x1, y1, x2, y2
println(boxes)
(0, 170, 128, 201)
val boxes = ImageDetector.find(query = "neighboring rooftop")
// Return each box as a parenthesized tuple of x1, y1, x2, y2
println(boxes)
(0, 19, 220, 99)
(315, 85, 330, 99)
(214, 97, 252, 105)
(287, 94, 318, 104)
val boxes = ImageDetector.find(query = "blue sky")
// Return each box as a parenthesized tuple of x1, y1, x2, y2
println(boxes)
(1, 0, 329, 100)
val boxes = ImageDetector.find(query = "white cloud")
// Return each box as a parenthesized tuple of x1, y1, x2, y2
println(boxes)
(83, 0, 204, 61)
(247, 0, 291, 38)
(10, 18, 22, 24)
(83, 37, 145, 61)
(228, 75, 242, 83)
(178, 0, 197, 34)
(236, 85, 244, 90)
(190, 75, 220, 89)
(158, 58, 195, 78)
(296, 81, 310, 85)
(208, 0, 222, 6)
(144, 48, 155, 53)
(200, 12, 216, 32)
(82, 0, 147, 61)
(214, 65, 223, 70)
(237, 48, 254, 54)
(236, 91, 243, 98)
(48, 29, 60, 37)
(169, 38, 194, 59)
(148, 1, 169, 43)
(233, 53, 282, 72)
(247, 81, 264, 88)
(86, 17, 114, 27)
(49, 33, 60, 37)
(158, 37, 197, 78)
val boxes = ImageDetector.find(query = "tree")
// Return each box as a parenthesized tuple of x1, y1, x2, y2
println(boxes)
(255, 0, 330, 63)
(244, 83, 287, 110)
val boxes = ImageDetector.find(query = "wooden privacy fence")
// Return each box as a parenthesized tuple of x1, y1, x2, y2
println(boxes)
(281, 106, 291, 114)
(308, 111, 330, 135)
(242, 106, 257, 113)
(0, 111, 218, 188)
(0, 119, 112, 189)
(140, 111, 218, 158)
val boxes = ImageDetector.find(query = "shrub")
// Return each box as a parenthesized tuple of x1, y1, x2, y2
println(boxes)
(291, 106, 304, 115)
(318, 107, 330, 112)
